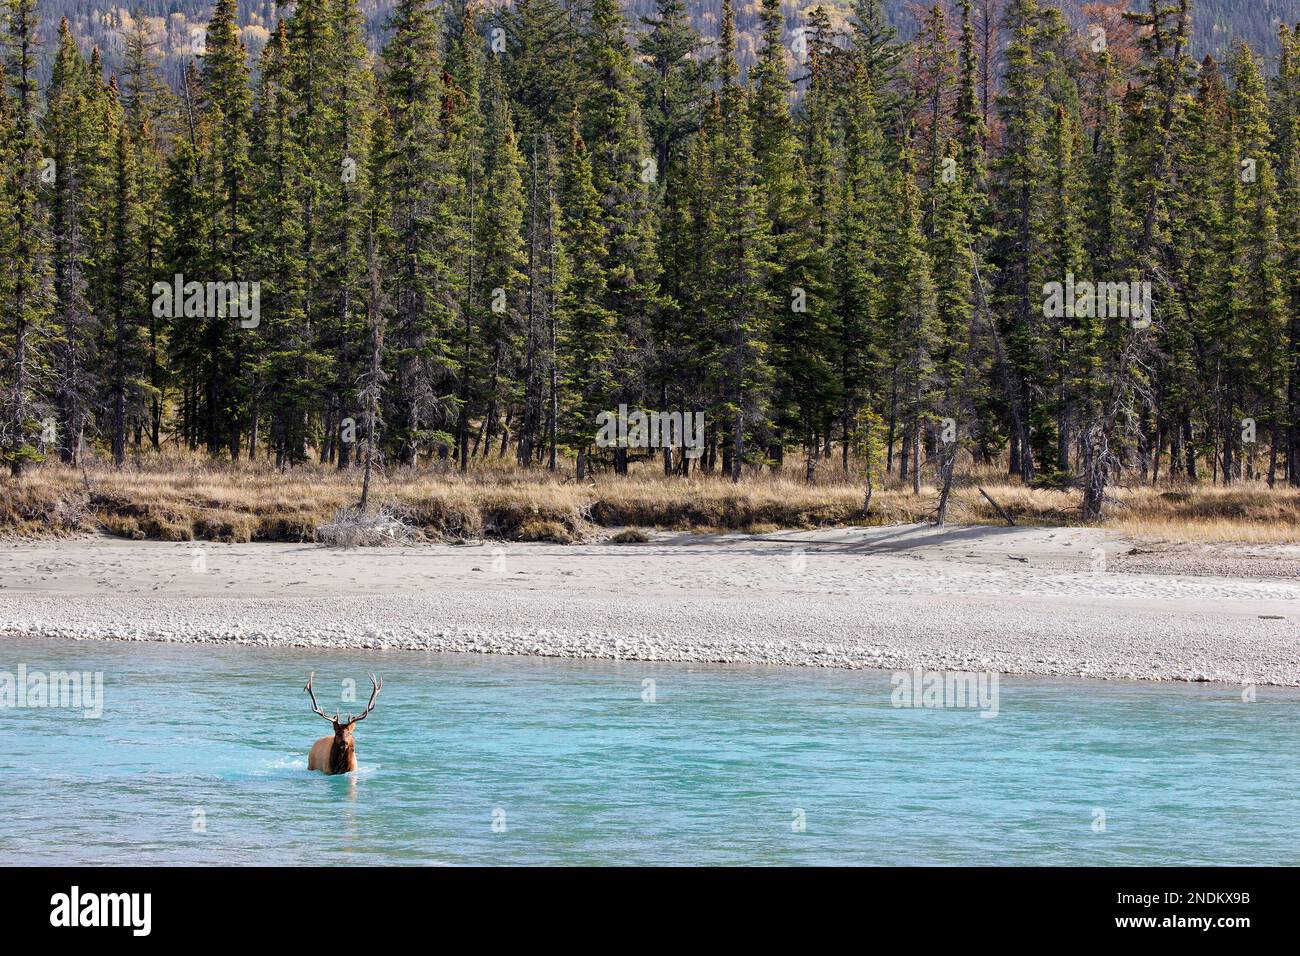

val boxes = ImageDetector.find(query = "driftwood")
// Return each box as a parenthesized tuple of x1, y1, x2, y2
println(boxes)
(977, 486, 1016, 526)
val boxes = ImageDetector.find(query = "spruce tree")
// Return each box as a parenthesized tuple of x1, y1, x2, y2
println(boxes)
(751, 0, 832, 473)
(1277, 24, 1300, 484)
(251, 20, 314, 467)
(1, 0, 52, 476)
(201, 0, 255, 459)
(711, 0, 773, 482)
(320, 0, 375, 468)
(580, 0, 658, 476)
(43, 18, 97, 463)
(887, 140, 939, 494)
(380, 0, 458, 464)
(121, 16, 173, 450)
(474, 60, 528, 462)
(556, 116, 616, 481)
(831, 59, 886, 476)
(1228, 43, 1285, 483)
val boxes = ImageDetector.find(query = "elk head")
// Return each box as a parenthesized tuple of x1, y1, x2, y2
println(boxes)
(304, 672, 382, 775)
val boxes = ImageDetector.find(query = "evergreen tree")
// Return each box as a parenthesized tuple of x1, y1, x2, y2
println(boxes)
(1, 0, 52, 476)
(121, 15, 172, 450)
(473, 60, 528, 463)
(751, 0, 832, 472)
(251, 19, 314, 467)
(1278, 24, 1300, 484)
(319, 0, 375, 468)
(638, 0, 711, 474)
(101, 98, 148, 466)
(43, 18, 97, 463)
(380, 0, 457, 464)
(200, 0, 255, 459)
(556, 116, 616, 481)
(637, 0, 712, 185)
(886, 140, 939, 494)
(580, 0, 658, 476)
(1228, 42, 1285, 483)
(831, 58, 886, 476)
(990, 0, 1050, 480)
(711, 0, 773, 482)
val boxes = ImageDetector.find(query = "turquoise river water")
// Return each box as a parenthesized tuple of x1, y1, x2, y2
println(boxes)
(0, 636, 1296, 865)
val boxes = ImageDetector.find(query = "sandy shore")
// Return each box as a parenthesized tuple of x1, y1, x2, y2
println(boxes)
(1, 525, 1297, 685)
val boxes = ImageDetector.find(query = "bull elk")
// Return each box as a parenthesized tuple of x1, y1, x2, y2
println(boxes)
(304, 672, 382, 775)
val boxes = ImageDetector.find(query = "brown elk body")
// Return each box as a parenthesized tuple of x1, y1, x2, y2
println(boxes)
(304, 672, 382, 775)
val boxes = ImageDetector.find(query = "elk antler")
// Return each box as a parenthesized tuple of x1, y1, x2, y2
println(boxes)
(345, 673, 383, 725)
(304, 672, 339, 725)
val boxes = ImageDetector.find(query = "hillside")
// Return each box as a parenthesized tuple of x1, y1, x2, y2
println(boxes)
(31, 0, 1300, 88)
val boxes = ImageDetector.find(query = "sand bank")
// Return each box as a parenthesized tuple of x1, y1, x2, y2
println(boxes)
(1, 525, 1296, 685)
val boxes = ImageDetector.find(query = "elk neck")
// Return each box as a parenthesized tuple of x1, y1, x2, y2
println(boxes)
(329, 731, 354, 774)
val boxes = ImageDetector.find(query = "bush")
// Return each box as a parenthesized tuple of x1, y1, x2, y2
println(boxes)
(515, 518, 576, 544)
(315, 505, 418, 548)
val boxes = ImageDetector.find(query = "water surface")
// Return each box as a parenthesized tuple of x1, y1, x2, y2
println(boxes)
(1, 637, 1296, 865)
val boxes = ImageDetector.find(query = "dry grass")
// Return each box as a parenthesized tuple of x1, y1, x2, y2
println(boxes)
(2, 449, 1297, 544)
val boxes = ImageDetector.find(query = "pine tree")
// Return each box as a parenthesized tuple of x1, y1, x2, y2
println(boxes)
(1278, 24, 1300, 484)
(444, 0, 486, 471)
(990, 0, 1049, 480)
(887, 140, 939, 495)
(358, 89, 395, 508)
(380, 0, 457, 464)
(319, 0, 375, 468)
(201, 0, 255, 459)
(121, 16, 173, 450)
(556, 116, 616, 481)
(751, 0, 831, 473)
(801, 5, 838, 251)
(831, 59, 886, 477)
(101, 98, 148, 467)
(1042, 102, 1086, 474)
(929, 138, 976, 466)
(165, 60, 214, 452)
(285, 0, 336, 349)
(43, 18, 97, 463)
(1177, 55, 1235, 484)
(711, 0, 772, 482)
(251, 19, 314, 467)
(849, 0, 909, 149)
(1, 0, 52, 476)
(516, 129, 564, 469)
(637, 0, 712, 185)
(500, 0, 578, 138)
(1228, 42, 1285, 483)
(580, 0, 658, 476)
(638, 0, 711, 474)
(956, 0, 987, 200)
(473, 60, 528, 463)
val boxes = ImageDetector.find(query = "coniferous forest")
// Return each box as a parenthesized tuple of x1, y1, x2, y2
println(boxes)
(2, 0, 1299, 521)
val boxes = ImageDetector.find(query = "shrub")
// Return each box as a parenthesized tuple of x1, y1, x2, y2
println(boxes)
(315, 505, 418, 548)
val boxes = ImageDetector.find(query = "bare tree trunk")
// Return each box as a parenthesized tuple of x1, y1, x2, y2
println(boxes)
(359, 222, 386, 513)
(935, 443, 958, 526)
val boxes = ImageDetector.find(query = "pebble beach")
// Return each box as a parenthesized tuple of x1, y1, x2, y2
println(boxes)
(1, 524, 1297, 685)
